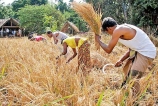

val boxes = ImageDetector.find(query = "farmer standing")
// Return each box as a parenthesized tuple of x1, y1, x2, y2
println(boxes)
(95, 17, 156, 96)
(18, 29, 22, 37)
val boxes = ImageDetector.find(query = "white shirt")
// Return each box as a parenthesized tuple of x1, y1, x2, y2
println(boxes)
(6, 29, 9, 33)
(53, 31, 69, 41)
(118, 24, 156, 59)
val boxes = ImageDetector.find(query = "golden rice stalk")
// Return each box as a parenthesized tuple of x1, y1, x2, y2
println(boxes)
(72, 2, 102, 50)
(72, 2, 102, 35)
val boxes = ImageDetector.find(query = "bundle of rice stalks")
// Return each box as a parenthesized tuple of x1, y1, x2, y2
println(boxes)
(72, 1, 102, 50)
(72, 2, 102, 35)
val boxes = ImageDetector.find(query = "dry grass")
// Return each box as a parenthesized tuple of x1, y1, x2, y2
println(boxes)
(72, 2, 102, 50)
(72, 2, 102, 35)
(149, 35, 158, 47)
(0, 34, 157, 106)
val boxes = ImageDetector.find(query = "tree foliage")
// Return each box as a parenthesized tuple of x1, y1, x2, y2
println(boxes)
(61, 7, 89, 32)
(0, 0, 157, 33)
(12, 0, 48, 18)
(85, 0, 132, 24)
(55, 0, 89, 32)
(85, 0, 158, 28)
(17, 5, 65, 34)
(55, 0, 69, 13)
(131, 0, 158, 27)
(0, 1, 14, 18)
(12, 0, 30, 12)
(30, 0, 48, 5)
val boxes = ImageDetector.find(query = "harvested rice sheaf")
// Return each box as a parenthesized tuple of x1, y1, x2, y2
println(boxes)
(72, 2, 102, 50)
(72, 2, 102, 35)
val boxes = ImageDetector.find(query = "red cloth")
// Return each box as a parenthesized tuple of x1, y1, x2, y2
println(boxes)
(35, 36, 44, 41)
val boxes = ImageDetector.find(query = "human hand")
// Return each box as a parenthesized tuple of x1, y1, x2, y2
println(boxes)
(115, 60, 123, 67)
(56, 56, 60, 60)
(56, 54, 63, 60)
(66, 59, 71, 63)
(95, 34, 101, 42)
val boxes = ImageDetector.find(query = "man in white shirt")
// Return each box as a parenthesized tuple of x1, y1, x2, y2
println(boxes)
(95, 17, 156, 96)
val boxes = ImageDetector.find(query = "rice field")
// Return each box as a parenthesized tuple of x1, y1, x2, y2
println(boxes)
(0, 34, 158, 106)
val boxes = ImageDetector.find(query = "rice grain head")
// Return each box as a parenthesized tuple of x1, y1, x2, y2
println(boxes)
(72, 2, 102, 35)
(72, 2, 102, 50)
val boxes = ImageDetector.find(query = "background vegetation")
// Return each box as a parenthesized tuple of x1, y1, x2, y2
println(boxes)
(0, 0, 157, 35)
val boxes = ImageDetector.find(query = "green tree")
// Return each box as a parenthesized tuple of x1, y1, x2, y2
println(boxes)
(12, 0, 29, 12)
(12, 0, 48, 18)
(0, 1, 14, 19)
(17, 5, 65, 34)
(55, 0, 69, 13)
(85, 0, 132, 24)
(54, 0, 88, 32)
(131, 0, 158, 27)
(67, 10, 89, 32)
(0, 1, 5, 18)
(30, 0, 48, 5)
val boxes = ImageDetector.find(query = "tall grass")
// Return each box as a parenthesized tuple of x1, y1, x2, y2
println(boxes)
(149, 35, 158, 47)
(0, 35, 157, 106)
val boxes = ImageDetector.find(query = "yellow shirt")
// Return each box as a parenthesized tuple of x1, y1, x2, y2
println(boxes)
(63, 37, 88, 48)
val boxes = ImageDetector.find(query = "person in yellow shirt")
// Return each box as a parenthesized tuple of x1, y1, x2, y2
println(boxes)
(57, 36, 91, 71)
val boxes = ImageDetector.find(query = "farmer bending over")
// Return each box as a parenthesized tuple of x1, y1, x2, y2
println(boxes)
(95, 17, 156, 96)
(28, 35, 47, 42)
(57, 36, 91, 72)
(46, 31, 69, 44)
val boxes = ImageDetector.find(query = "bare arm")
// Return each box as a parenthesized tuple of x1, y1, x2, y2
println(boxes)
(95, 32, 120, 54)
(53, 33, 59, 44)
(119, 49, 130, 62)
(30, 37, 35, 41)
(61, 42, 67, 55)
(115, 49, 130, 67)
(42, 38, 47, 43)
(56, 42, 67, 59)
(66, 48, 77, 63)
